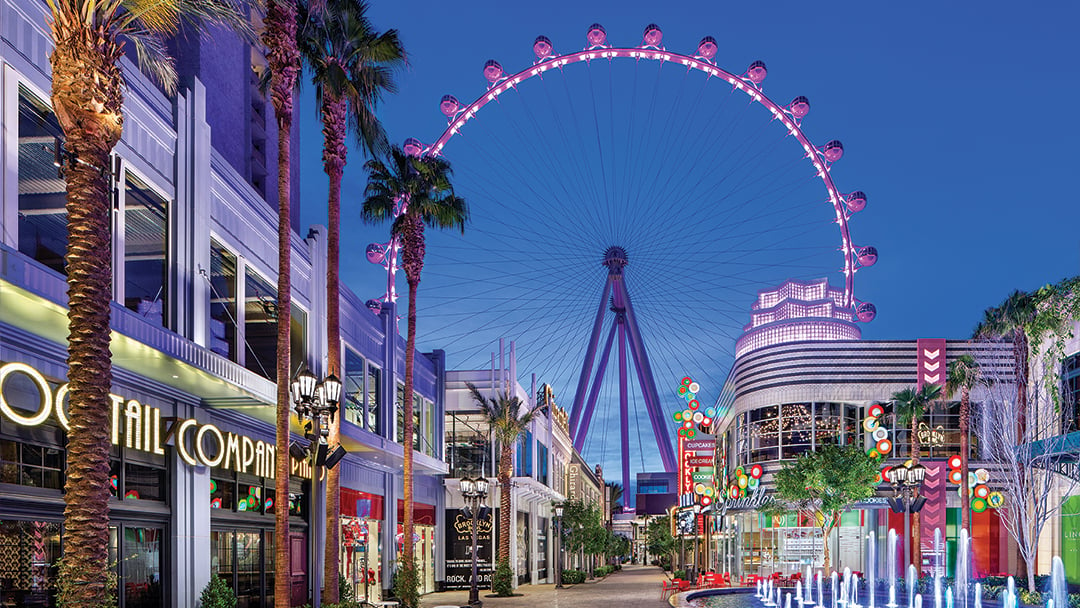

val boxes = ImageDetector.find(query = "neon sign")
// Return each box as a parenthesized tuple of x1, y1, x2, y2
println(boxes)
(0, 361, 309, 478)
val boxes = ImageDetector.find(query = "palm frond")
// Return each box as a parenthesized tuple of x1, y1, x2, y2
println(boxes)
(125, 27, 178, 93)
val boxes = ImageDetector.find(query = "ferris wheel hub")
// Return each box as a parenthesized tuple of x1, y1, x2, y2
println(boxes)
(603, 246, 628, 270)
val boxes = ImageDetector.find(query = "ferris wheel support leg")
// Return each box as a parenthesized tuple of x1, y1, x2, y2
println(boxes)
(569, 279, 613, 439)
(618, 317, 631, 501)
(616, 280, 677, 472)
(572, 320, 618, 452)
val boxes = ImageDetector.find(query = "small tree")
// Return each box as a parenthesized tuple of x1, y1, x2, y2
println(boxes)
(198, 576, 236, 608)
(647, 515, 676, 569)
(770, 444, 880, 570)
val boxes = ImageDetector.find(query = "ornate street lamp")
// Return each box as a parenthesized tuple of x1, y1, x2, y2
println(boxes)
(291, 368, 346, 608)
(885, 462, 928, 570)
(554, 504, 565, 588)
(460, 477, 490, 607)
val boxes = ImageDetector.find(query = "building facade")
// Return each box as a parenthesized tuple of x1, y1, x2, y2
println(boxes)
(0, 4, 445, 607)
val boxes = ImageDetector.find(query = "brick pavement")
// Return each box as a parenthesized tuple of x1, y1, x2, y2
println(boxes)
(419, 564, 674, 608)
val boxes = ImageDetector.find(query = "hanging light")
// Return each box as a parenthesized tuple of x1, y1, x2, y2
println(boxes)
(476, 478, 490, 498)
(293, 368, 318, 403)
(323, 373, 342, 406)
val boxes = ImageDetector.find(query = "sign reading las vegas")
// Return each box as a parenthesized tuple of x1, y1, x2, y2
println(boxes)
(0, 361, 309, 478)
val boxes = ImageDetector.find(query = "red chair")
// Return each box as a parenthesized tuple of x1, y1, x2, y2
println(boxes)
(719, 572, 732, 588)
(661, 579, 680, 600)
(678, 579, 693, 592)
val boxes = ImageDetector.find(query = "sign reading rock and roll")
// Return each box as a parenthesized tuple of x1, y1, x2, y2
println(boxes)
(0, 361, 311, 478)
(444, 508, 495, 590)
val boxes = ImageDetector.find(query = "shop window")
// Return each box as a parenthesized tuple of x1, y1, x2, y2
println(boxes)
(122, 173, 169, 326)
(445, 412, 492, 478)
(748, 406, 779, 462)
(343, 348, 367, 429)
(211, 476, 237, 511)
(124, 462, 165, 502)
(109, 525, 163, 608)
(814, 403, 842, 447)
(209, 240, 239, 360)
(780, 403, 813, 459)
(0, 519, 61, 607)
(395, 383, 405, 444)
(367, 364, 381, 434)
(17, 85, 67, 276)
(536, 440, 549, 485)
(413, 394, 422, 452)
(211, 528, 274, 608)
(422, 397, 435, 457)
(0, 439, 64, 490)
(516, 430, 533, 477)
(242, 268, 308, 382)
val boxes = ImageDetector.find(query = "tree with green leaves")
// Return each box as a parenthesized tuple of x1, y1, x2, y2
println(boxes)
(891, 383, 943, 572)
(945, 354, 982, 535)
(41, 1, 249, 605)
(770, 444, 880, 570)
(646, 515, 675, 569)
(296, 1, 404, 599)
(465, 382, 543, 594)
(560, 498, 605, 574)
(606, 481, 623, 513)
(362, 147, 466, 592)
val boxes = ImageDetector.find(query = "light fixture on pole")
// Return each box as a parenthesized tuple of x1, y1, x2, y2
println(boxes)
(554, 504, 565, 588)
(885, 461, 928, 571)
(459, 477, 490, 607)
(291, 368, 345, 608)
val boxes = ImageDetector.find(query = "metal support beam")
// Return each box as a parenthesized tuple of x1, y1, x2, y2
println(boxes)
(573, 320, 619, 451)
(569, 279, 613, 438)
(618, 317, 631, 497)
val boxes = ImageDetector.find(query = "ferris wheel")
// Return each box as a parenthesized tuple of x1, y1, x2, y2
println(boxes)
(366, 23, 877, 490)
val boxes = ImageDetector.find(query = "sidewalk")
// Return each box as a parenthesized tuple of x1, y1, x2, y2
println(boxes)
(419, 564, 672, 608)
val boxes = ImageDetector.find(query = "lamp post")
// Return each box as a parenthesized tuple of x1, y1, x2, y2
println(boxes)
(459, 477, 490, 607)
(291, 369, 346, 608)
(885, 462, 927, 572)
(554, 504, 564, 588)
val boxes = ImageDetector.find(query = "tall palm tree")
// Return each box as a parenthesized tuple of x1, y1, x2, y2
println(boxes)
(297, 1, 404, 599)
(362, 147, 467, 571)
(946, 355, 982, 535)
(605, 481, 624, 513)
(466, 382, 545, 571)
(42, 2, 248, 605)
(974, 290, 1036, 427)
(261, 0, 301, 605)
(891, 383, 942, 574)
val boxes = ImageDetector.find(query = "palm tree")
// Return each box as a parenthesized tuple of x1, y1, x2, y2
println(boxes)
(42, 2, 248, 605)
(974, 290, 1036, 427)
(261, 0, 302, 605)
(946, 355, 982, 535)
(466, 382, 545, 577)
(891, 383, 942, 573)
(362, 147, 467, 572)
(297, 1, 404, 599)
(605, 481, 624, 513)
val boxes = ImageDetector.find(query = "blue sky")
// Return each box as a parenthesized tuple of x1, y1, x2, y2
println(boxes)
(297, 1, 1080, 484)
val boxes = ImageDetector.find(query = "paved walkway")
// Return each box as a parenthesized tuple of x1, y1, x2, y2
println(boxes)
(419, 565, 673, 608)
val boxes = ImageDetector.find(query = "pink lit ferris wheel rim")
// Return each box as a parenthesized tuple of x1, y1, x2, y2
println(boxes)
(420, 34, 875, 315)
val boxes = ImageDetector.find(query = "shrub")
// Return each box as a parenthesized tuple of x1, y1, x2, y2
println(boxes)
(1020, 590, 1044, 606)
(492, 559, 514, 596)
(392, 559, 420, 608)
(199, 575, 237, 608)
(561, 569, 587, 585)
(595, 566, 613, 577)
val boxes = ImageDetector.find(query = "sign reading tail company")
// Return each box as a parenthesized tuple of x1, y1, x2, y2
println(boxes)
(444, 509, 495, 590)
(0, 361, 311, 478)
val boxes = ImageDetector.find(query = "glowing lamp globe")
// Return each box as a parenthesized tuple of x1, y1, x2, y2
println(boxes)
(790, 96, 810, 119)
(747, 60, 767, 84)
(586, 23, 607, 47)
(365, 243, 386, 264)
(823, 140, 844, 162)
(688, 399, 700, 410)
(692, 412, 704, 423)
(483, 60, 504, 83)
(857, 246, 878, 267)
(697, 36, 718, 60)
(701, 496, 712, 506)
(533, 36, 553, 59)
(673, 412, 683, 422)
(403, 138, 423, 157)
(846, 191, 868, 212)
(868, 404, 885, 417)
(681, 377, 693, 386)
(856, 302, 877, 323)
(948, 455, 963, 470)
(440, 95, 461, 117)
(642, 24, 663, 47)
(688, 382, 700, 393)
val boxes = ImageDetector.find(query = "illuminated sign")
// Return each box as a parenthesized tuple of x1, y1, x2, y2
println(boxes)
(0, 361, 309, 478)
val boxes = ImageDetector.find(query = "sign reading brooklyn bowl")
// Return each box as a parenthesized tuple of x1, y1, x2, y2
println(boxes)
(0, 361, 310, 478)
(444, 508, 495, 590)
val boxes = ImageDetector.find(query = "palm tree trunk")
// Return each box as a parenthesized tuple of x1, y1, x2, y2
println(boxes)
(403, 276, 417, 566)
(322, 92, 347, 605)
(960, 388, 971, 534)
(49, 20, 123, 608)
(263, 1, 300, 606)
(911, 419, 921, 574)
(499, 443, 513, 564)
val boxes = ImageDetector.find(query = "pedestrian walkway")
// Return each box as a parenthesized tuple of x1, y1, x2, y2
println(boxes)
(420, 564, 673, 608)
